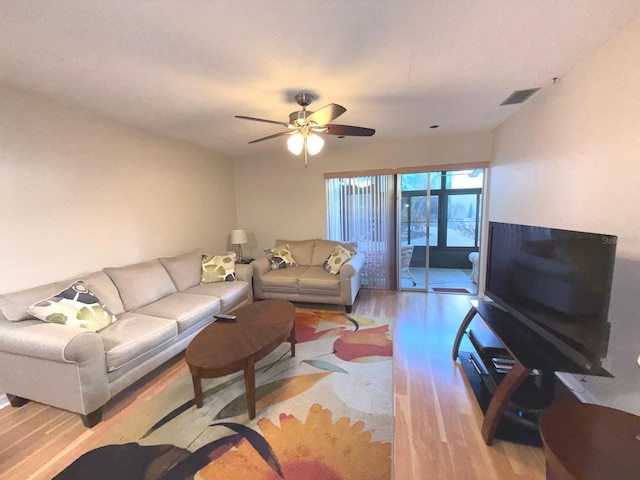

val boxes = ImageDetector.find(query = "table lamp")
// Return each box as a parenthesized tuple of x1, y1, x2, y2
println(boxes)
(231, 229, 248, 259)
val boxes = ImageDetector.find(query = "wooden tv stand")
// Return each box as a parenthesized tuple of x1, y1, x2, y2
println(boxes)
(452, 299, 568, 446)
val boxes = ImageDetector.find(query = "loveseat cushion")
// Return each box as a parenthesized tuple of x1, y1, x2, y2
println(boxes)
(265, 246, 296, 270)
(104, 260, 177, 311)
(275, 239, 315, 266)
(298, 268, 341, 293)
(99, 313, 177, 373)
(311, 239, 358, 267)
(261, 266, 309, 290)
(159, 249, 202, 291)
(185, 281, 250, 312)
(323, 245, 354, 275)
(136, 292, 220, 333)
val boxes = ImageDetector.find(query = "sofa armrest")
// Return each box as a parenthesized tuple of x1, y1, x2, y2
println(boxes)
(338, 252, 364, 308)
(251, 258, 270, 299)
(234, 263, 254, 283)
(0, 318, 110, 415)
(0, 318, 104, 363)
(340, 252, 365, 279)
(251, 257, 270, 276)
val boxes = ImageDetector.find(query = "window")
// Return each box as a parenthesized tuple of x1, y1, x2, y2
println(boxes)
(434, 170, 483, 250)
(446, 193, 480, 247)
(401, 170, 483, 251)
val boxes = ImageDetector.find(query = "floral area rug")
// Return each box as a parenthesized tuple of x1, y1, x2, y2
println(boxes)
(55, 309, 393, 480)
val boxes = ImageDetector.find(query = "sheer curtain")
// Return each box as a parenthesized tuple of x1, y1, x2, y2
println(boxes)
(326, 175, 395, 289)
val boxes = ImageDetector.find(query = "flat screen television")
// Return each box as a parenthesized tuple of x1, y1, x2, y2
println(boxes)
(485, 222, 617, 376)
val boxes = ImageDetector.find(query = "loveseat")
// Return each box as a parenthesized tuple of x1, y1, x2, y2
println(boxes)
(252, 239, 364, 312)
(0, 249, 252, 427)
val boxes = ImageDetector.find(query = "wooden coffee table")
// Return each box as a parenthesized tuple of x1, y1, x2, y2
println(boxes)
(540, 397, 640, 479)
(185, 299, 296, 419)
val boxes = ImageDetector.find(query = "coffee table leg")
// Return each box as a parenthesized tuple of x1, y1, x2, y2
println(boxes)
(192, 375, 204, 408)
(245, 357, 256, 419)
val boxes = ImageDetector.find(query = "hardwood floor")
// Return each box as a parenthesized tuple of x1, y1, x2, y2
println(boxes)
(0, 290, 545, 479)
(357, 289, 545, 479)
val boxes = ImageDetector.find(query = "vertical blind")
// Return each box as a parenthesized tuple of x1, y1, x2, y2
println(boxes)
(326, 175, 395, 289)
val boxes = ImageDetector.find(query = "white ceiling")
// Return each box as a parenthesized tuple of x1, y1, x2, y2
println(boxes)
(1, 1, 639, 157)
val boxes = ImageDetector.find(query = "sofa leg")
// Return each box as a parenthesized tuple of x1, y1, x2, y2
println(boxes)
(81, 407, 103, 428)
(345, 305, 352, 313)
(7, 394, 29, 408)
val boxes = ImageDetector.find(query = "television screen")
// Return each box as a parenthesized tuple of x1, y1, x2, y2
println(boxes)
(485, 222, 617, 374)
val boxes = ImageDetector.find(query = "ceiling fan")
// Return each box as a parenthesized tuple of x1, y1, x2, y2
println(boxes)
(235, 92, 375, 168)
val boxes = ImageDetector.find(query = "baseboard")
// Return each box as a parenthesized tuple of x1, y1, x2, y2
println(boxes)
(0, 393, 9, 409)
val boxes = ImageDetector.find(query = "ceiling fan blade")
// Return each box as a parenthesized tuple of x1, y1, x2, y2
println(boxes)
(325, 124, 376, 137)
(304, 103, 346, 126)
(248, 131, 292, 144)
(235, 115, 290, 127)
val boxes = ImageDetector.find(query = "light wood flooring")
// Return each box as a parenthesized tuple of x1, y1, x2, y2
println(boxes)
(0, 290, 545, 479)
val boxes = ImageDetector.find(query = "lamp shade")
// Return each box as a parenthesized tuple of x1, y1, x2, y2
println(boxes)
(230, 229, 248, 245)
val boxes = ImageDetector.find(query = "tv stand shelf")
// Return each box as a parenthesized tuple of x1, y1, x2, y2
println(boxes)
(452, 299, 563, 445)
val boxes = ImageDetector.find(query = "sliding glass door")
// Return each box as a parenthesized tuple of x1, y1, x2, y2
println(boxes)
(328, 168, 484, 294)
(400, 169, 483, 293)
(399, 173, 434, 289)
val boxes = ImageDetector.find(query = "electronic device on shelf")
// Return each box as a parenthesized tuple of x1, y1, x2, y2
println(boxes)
(215, 314, 237, 322)
(485, 222, 617, 377)
(452, 222, 617, 446)
(492, 357, 515, 368)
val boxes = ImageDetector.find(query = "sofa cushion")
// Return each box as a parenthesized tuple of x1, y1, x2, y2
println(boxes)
(104, 260, 177, 311)
(265, 246, 297, 270)
(99, 313, 177, 373)
(201, 253, 237, 283)
(82, 271, 126, 315)
(311, 239, 358, 267)
(323, 245, 354, 275)
(298, 268, 341, 293)
(27, 281, 116, 331)
(185, 281, 250, 312)
(159, 249, 202, 291)
(0, 279, 71, 321)
(261, 266, 309, 290)
(275, 239, 315, 266)
(136, 292, 220, 333)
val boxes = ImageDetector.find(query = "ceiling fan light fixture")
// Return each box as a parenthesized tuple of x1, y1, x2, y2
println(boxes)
(287, 133, 304, 155)
(307, 133, 324, 155)
(237, 91, 375, 167)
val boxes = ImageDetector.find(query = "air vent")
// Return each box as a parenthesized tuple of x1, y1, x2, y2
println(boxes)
(500, 88, 541, 106)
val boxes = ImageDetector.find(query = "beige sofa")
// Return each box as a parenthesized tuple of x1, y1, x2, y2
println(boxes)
(252, 239, 364, 312)
(0, 249, 252, 427)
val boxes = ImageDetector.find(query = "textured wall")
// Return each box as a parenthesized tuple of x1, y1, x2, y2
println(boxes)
(0, 84, 237, 293)
(489, 18, 640, 413)
(233, 131, 492, 256)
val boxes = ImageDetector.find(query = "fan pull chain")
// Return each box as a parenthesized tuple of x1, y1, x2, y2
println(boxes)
(304, 138, 308, 169)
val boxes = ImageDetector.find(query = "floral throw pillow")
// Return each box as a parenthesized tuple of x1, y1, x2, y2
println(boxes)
(201, 253, 237, 283)
(323, 245, 354, 275)
(28, 281, 116, 331)
(265, 245, 297, 271)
